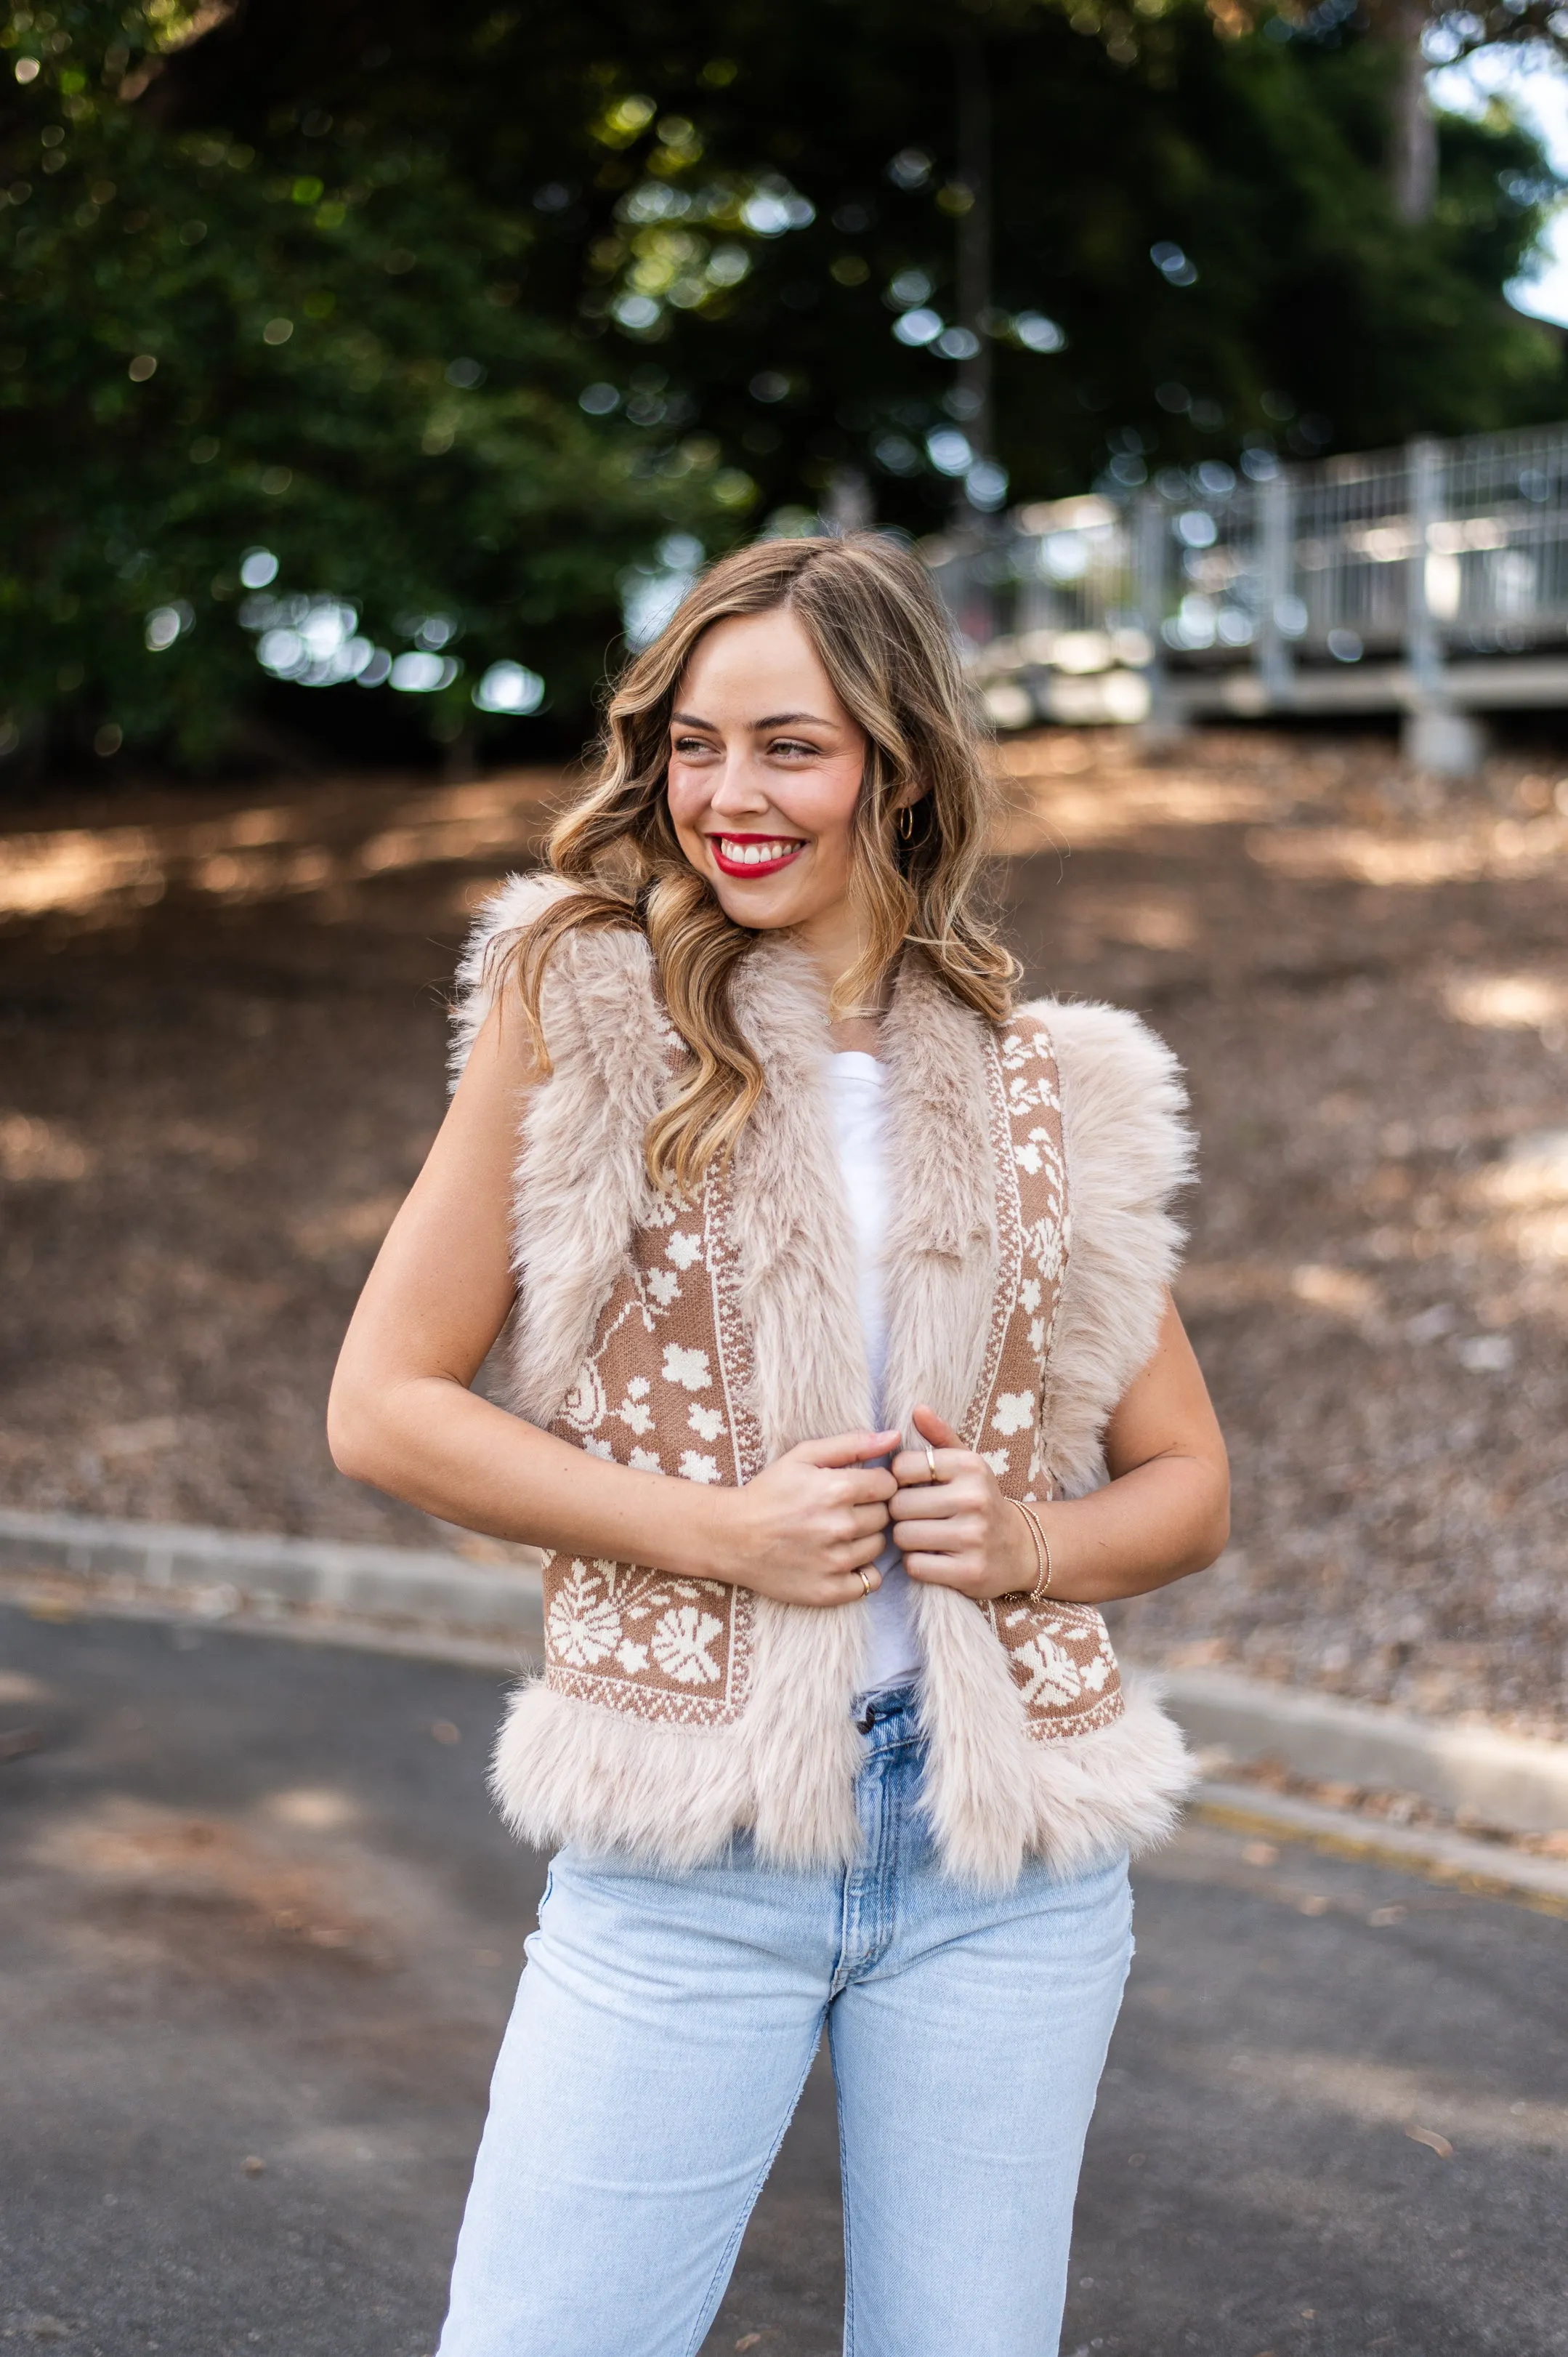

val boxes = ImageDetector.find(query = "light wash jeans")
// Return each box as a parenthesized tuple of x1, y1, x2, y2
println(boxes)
(437, 1686, 1133, 2357)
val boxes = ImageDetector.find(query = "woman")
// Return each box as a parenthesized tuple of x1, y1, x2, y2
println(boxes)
(328, 531, 1229, 2357)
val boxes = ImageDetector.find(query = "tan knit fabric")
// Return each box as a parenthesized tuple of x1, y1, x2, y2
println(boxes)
(541, 1167, 759, 1727)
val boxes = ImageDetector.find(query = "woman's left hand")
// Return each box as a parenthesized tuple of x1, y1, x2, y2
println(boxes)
(887, 1404, 1038, 1601)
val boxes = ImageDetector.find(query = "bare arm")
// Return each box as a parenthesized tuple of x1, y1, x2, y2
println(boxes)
(326, 999, 897, 1607)
(887, 1294, 1230, 1606)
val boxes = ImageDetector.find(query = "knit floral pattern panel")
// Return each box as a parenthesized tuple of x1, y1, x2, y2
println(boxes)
(540, 1168, 761, 1727)
(967, 1021, 1125, 1744)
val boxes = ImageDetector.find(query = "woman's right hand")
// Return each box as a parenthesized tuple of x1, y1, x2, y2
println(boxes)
(715, 1430, 900, 1608)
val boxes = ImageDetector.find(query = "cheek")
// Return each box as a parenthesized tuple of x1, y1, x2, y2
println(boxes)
(781, 762, 864, 857)
(665, 765, 711, 837)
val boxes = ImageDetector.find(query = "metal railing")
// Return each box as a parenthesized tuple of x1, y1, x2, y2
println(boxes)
(926, 422, 1568, 738)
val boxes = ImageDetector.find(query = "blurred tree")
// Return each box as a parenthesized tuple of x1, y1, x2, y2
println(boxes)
(3, 0, 1564, 767)
(0, 0, 737, 767)
(140, 0, 1566, 504)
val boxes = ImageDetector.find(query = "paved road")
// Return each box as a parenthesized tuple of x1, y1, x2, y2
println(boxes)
(2, 1607, 1564, 2357)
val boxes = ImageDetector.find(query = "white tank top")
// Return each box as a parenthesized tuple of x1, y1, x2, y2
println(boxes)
(827, 1051, 924, 1698)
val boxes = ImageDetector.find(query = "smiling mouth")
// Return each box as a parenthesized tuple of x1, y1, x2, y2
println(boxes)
(708, 834, 807, 877)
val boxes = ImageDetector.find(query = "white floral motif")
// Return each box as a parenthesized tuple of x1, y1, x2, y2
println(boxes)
(1020, 1277, 1042, 1313)
(982, 1449, 1010, 1476)
(629, 1447, 663, 1474)
(688, 1403, 726, 1443)
(548, 1566, 622, 1667)
(663, 1343, 712, 1391)
(1012, 1631, 1082, 1709)
(644, 1269, 680, 1309)
(626, 1377, 651, 1399)
(583, 1437, 614, 1460)
(991, 1391, 1035, 1437)
(679, 1450, 720, 1484)
(651, 1604, 724, 1684)
(616, 1394, 654, 1435)
(666, 1230, 703, 1269)
(615, 1639, 650, 1674)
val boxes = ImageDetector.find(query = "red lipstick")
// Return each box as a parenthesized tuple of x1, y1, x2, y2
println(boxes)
(707, 832, 807, 879)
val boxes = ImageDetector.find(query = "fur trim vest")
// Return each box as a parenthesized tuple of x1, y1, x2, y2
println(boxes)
(453, 874, 1197, 1887)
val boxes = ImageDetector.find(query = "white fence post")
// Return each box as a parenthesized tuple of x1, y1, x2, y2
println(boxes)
(1258, 467, 1294, 703)
(1404, 434, 1484, 772)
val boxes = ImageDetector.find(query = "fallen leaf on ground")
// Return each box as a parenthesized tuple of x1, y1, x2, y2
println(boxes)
(1405, 2124, 1453, 2158)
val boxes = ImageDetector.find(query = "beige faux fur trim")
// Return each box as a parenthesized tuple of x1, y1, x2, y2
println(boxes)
(488, 1664, 1191, 1883)
(725, 939, 874, 1861)
(452, 874, 675, 1425)
(1032, 996, 1195, 1499)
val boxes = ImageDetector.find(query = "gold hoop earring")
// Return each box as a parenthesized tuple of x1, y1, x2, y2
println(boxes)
(897, 804, 916, 842)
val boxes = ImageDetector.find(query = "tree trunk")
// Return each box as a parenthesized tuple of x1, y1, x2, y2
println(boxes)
(1390, 0, 1438, 225)
(955, 24, 993, 459)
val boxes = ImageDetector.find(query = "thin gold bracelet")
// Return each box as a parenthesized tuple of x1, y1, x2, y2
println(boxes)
(1009, 1498, 1046, 1600)
(1017, 1500, 1053, 1605)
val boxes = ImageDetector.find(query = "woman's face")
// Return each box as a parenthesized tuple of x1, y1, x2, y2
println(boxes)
(665, 608, 869, 935)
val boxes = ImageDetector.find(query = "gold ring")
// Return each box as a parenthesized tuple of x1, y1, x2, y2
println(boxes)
(857, 1568, 873, 1597)
(924, 1443, 939, 1482)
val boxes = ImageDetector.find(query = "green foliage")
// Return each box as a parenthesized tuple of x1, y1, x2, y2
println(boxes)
(0, 0, 737, 764)
(142, 0, 1562, 507)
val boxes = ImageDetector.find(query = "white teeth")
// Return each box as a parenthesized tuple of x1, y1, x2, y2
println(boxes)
(719, 837, 799, 866)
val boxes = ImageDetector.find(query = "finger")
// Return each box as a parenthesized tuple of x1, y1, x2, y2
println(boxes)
(817, 1565, 882, 1609)
(839, 1467, 898, 1504)
(831, 1531, 892, 1573)
(892, 1518, 970, 1554)
(888, 1483, 966, 1521)
(911, 1403, 963, 1452)
(901, 1552, 983, 1587)
(842, 1503, 891, 1539)
(890, 1447, 970, 1489)
(798, 1427, 902, 1470)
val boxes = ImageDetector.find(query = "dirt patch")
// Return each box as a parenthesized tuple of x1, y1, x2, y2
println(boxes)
(3, 733, 1566, 1735)
(33, 1794, 389, 1981)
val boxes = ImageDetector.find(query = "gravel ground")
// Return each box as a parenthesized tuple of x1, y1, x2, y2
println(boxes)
(2, 730, 1566, 1734)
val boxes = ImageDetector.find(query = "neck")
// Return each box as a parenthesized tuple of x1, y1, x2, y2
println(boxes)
(793, 896, 889, 1054)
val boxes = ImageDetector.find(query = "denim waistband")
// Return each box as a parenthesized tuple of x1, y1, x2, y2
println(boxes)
(852, 1683, 920, 1737)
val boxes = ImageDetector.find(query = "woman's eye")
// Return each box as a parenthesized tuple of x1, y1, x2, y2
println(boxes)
(769, 738, 817, 760)
(672, 736, 713, 756)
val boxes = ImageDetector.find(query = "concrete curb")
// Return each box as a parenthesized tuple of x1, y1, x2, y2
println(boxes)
(1195, 1782, 1568, 1909)
(0, 1506, 543, 1646)
(1144, 1659, 1568, 1837)
(4, 1508, 1564, 1851)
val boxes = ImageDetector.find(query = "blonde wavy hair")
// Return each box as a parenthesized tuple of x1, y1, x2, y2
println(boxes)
(507, 530, 1017, 1190)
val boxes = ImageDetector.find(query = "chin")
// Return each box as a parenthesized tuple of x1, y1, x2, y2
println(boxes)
(710, 880, 803, 932)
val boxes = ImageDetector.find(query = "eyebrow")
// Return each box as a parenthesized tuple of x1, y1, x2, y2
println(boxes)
(669, 709, 835, 731)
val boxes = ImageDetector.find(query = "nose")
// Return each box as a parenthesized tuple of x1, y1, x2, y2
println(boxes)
(706, 752, 772, 815)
